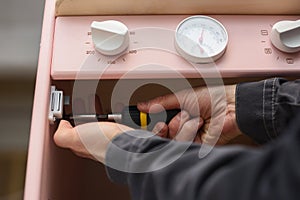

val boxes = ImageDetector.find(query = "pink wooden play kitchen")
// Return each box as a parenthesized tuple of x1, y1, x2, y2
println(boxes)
(24, 0, 300, 199)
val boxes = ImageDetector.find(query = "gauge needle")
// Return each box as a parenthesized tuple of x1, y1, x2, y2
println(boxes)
(198, 29, 205, 54)
(198, 29, 204, 44)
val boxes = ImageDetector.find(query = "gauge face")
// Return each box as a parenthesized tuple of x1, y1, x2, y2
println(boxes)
(175, 15, 228, 63)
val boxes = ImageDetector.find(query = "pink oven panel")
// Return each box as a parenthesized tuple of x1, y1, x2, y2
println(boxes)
(52, 15, 300, 79)
(24, 10, 300, 200)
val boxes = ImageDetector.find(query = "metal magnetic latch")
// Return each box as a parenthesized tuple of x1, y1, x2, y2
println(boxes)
(49, 86, 63, 124)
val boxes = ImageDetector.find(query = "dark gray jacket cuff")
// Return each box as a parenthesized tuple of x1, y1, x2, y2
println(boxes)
(235, 78, 300, 144)
(236, 78, 279, 144)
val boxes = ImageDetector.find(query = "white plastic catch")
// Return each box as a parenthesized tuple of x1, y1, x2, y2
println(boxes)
(48, 86, 63, 124)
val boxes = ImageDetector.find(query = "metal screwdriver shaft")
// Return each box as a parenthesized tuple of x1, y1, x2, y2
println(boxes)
(64, 106, 180, 130)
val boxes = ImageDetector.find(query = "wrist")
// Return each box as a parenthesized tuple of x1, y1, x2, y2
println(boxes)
(226, 84, 243, 137)
(225, 84, 236, 105)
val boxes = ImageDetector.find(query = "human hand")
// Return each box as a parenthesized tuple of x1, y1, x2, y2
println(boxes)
(54, 120, 133, 163)
(137, 85, 243, 145)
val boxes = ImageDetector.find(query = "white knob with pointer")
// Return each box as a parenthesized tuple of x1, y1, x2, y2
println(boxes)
(270, 19, 300, 53)
(91, 20, 129, 56)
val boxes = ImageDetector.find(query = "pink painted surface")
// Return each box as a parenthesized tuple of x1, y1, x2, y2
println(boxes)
(52, 15, 300, 79)
(23, 0, 54, 199)
(25, 2, 300, 199)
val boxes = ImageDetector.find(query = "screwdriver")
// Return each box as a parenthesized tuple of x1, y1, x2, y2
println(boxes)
(64, 106, 180, 130)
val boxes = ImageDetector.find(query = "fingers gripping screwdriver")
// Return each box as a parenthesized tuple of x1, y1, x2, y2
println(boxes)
(49, 87, 180, 128)
(65, 106, 180, 130)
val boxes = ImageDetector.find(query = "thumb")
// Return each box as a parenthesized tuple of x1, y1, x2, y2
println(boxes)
(137, 93, 181, 113)
(53, 120, 75, 148)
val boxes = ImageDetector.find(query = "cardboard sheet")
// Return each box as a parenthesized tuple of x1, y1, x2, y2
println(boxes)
(55, 0, 300, 16)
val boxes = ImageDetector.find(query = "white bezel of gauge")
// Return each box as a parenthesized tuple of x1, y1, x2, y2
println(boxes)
(175, 15, 228, 63)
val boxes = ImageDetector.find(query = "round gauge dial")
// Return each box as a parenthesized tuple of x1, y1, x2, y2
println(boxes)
(175, 15, 228, 63)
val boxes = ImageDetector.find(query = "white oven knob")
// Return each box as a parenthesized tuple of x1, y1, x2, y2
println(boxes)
(91, 20, 129, 56)
(270, 19, 300, 53)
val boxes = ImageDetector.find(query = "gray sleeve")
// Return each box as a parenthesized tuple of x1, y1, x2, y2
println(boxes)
(105, 113, 300, 200)
(236, 78, 300, 144)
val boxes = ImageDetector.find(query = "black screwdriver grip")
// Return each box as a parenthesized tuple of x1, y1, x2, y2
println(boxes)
(121, 106, 180, 130)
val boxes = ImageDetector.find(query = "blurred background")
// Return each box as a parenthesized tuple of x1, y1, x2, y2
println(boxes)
(0, 0, 45, 199)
